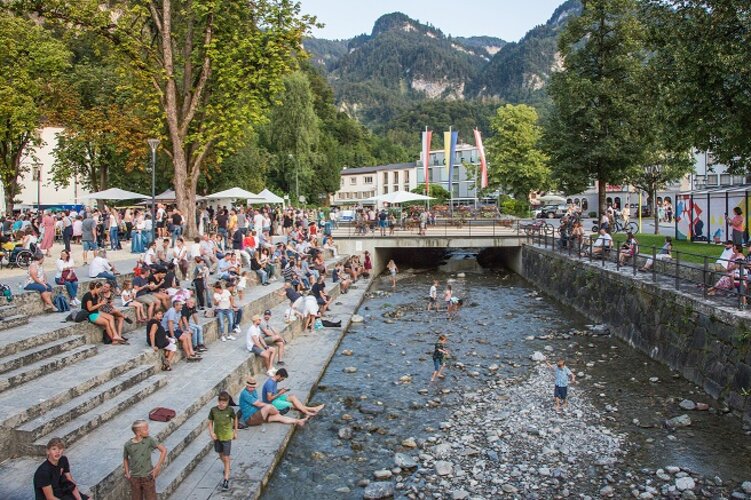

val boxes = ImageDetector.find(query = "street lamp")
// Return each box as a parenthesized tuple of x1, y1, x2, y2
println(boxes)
(147, 138, 160, 242)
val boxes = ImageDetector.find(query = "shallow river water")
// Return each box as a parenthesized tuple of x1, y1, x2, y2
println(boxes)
(263, 253, 751, 498)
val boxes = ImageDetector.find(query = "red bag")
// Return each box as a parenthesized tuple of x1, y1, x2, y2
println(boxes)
(148, 407, 176, 422)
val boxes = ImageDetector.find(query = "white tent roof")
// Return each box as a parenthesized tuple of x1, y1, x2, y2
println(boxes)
(257, 188, 284, 204)
(364, 191, 434, 204)
(155, 189, 176, 200)
(538, 194, 567, 204)
(80, 188, 148, 201)
(205, 187, 264, 201)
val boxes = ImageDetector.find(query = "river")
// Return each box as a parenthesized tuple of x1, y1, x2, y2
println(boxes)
(262, 251, 751, 499)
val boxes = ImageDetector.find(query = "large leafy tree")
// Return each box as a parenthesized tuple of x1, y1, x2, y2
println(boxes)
(544, 0, 647, 217)
(485, 104, 550, 203)
(645, 0, 751, 172)
(14, 0, 315, 233)
(0, 13, 70, 211)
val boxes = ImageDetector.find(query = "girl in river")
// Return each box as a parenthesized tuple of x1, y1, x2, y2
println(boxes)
(431, 335, 449, 381)
(386, 259, 398, 289)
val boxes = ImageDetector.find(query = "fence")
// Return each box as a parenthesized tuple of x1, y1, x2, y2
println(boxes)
(331, 218, 525, 238)
(529, 233, 750, 310)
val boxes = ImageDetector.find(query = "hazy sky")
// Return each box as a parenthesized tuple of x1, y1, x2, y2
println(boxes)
(300, 0, 566, 42)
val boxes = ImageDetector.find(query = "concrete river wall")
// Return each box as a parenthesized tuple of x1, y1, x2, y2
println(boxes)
(521, 245, 751, 423)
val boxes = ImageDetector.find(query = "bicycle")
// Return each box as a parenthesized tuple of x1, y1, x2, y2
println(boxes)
(520, 219, 554, 237)
(592, 219, 638, 234)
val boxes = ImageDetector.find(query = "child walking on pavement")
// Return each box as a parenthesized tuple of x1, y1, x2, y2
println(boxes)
(208, 391, 238, 491)
(546, 358, 576, 413)
(123, 420, 167, 500)
(431, 335, 449, 381)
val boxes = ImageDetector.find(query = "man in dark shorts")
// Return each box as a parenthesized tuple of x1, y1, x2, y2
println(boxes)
(237, 376, 307, 428)
(34, 437, 89, 500)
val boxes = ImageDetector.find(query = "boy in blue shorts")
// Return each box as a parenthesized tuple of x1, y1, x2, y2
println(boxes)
(546, 358, 576, 412)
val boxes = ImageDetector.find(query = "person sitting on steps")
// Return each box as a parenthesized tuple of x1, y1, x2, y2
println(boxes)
(237, 376, 307, 429)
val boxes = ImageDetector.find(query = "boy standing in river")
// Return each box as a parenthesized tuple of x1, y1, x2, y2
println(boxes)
(546, 358, 576, 412)
(427, 280, 439, 311)
(431, 335, 449, 381)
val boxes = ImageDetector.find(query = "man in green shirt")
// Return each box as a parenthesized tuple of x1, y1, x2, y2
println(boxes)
(208, 391, 238, 491)
(123, 420, 167, 500)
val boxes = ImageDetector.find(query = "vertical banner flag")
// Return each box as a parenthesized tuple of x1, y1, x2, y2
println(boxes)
(445, 129, 458, 199)
(474, 128, 488, 189)
(444, 130, 452, 177)
(422, 128, 432, 195)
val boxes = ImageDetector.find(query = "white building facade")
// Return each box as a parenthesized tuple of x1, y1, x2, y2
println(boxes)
(331, 162, 417, 206)
(0, 126, 89, 213)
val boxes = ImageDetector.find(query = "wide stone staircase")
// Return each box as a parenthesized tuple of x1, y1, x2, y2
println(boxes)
(0, 252, 346, 500)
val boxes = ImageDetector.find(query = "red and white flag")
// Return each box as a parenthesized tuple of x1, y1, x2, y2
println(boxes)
(474, 128, 488, 189)
(422, 129, 432, 194)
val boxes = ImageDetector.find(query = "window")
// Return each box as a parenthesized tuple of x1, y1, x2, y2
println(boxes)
(393, 171, 399, 183)
(349, 177, 357, 185)
(383, 186, 389, 194)
(383, 172, 388, 184)
(404, 170, 410, 183)
(393, 185, 400, 191)
(364, 176, 373, 184)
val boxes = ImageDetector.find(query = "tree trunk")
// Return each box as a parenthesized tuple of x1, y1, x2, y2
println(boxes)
(4, 184, 14, 215)
(597, 174, 607, 221)
(653, 187, 659, 235)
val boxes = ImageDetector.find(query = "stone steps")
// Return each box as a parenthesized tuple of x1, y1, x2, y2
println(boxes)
(14, 364, 157, 444)
(0, 344, 99, 393)
(0, 335, 86, 374)
(0, 314, 29, 332)
(19, 370, 167, 456)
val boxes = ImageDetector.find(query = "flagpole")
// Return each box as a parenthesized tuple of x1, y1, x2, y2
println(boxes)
(425, 125, 430, 213)
(449, 126, 453, 219)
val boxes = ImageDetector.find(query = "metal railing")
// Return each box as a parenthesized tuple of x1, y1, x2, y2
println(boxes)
(528, 233, 749, 310)
(330, 218, 526, 238)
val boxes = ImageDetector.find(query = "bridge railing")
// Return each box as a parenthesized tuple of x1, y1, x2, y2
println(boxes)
(330, 218, 525, 238)
(528, 233, 751, 310)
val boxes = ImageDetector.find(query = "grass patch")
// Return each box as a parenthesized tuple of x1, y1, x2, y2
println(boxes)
(608, 233, 723, 265)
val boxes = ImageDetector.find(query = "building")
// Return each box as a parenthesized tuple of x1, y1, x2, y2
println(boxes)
(0, 127, 89, 213)
(331, 162, 417, 206)
(416, 143, 486, 205)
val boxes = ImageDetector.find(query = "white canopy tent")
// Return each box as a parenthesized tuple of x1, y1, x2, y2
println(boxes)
(79, 188, 148, 201)
(257, 188, 285, 204)
(538, 194, 567, 205)
(364, 191, 434, 204)
(205, 187, 265, 202)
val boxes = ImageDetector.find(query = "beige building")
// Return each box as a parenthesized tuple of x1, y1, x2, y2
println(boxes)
(0, 126, 89, 213)
(331, 162, 417, 206)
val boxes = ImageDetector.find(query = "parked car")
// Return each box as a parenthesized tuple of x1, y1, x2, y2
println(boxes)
(535, 205, 568, 219)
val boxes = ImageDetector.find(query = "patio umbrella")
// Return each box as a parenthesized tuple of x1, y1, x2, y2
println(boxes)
(79, 188, 148, 200)
(205, 187, 264, 201)
(538, 194, 567, 205)
(257, 188, 285, 204)
(364, 191, 434, 204)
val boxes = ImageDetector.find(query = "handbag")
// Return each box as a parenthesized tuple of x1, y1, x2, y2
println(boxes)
(61, 269, 78, 282)
(148, 407, 176, 422)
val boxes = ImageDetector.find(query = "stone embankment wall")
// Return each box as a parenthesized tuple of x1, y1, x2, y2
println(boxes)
(521, 246, 751, 423)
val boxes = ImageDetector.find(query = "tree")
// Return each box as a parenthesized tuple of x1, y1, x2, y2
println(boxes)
(411, 183, 450, 205)
(485, 104, 550, 204)
(645, 0, 751, 172)
(544, 0, 647, 217)
(0, 13, 70, 211)
(15, 0, 316, 233)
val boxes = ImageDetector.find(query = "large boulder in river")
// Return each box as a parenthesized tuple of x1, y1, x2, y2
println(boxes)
(363, 481, 394, 499)
(665, 414, 692, 428)
(394, 453, 418, 469)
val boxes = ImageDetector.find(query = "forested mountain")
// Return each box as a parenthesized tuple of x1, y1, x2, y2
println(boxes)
(303, 1, 583, 128)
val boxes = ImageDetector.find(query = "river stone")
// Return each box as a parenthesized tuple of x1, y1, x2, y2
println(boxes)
(311, 451, 326, 461)
(502, 484, 518, 493)
(600, 485, 614, 497)
(360, 403, 385, 415)
(679, 399, 696, 411)
(433, 443, 452, 459)
(530, 351, 546, 362)
(742, 481, 751, 494)
(457, 272, 466, 278)
(394, 453, 418, 469)
(341, 349, 353, 356)
(338, 427, 353, 440)
(435, 460, 453, 476)
(335, 486, 351, 493)
(695, 402, 709, 411)
(373, 469, 392, 480)
(665, 414, 692, 428)
(401, 437, 417, 449)
(675, 477, 695, 491)
(363, 481, 394, 499)
(343, 366, 358, 373)
(351, 314, 364, 323)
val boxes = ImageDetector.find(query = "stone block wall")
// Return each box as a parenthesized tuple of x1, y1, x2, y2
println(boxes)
(522, 245, 751, 423)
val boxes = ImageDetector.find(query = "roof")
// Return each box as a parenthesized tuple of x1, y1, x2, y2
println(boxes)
(340, 162, 416, 175)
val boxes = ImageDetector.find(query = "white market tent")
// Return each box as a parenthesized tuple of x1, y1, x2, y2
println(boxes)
(538, 194, 567, 205)
(257, 188, 285, 204)
(80, 188, 148, 201)
(205, 187, 265, 202)
(364, 191, 434, 204)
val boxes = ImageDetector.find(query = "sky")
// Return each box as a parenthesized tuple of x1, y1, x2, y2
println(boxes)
(299, 0, 567, 42)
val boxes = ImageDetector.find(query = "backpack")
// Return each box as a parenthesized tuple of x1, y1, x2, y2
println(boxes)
(149, 407, 176, 422)
(0, 283, 12, 302)
(65, 309, 89, 323)
(53, 294, 70, 312)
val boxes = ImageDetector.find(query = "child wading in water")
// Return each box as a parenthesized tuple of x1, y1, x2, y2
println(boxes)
(431, 335, 449, 381)
(546, 358, 576, 412)
(386, 259, 398, 288)
(427, 280, 439, 311)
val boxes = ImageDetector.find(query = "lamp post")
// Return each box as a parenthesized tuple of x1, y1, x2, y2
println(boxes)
(147, 138, 160, 242)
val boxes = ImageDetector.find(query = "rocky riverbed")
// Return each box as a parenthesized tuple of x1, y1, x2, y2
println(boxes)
(263, 260, 751, 500)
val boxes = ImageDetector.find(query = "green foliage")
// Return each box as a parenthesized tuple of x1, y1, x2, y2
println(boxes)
(411, 184, 449, 205)
(498, 195, 531, 217)
(486, 104, 550, 201)
(544, 0, 647, 216)
(645, 0, 751, 171)
(0, 12, 70, 210)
